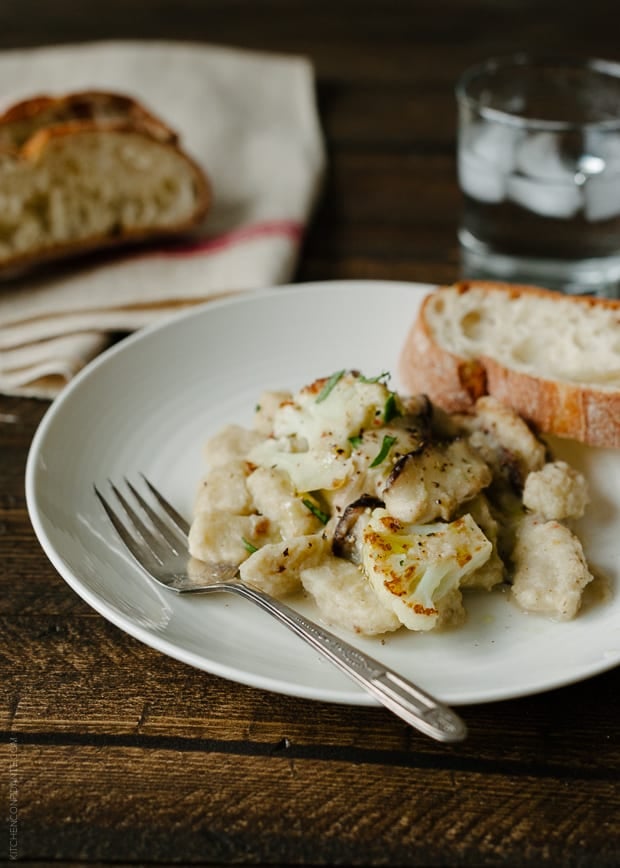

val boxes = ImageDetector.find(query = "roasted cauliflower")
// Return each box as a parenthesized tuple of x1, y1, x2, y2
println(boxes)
(188, 370, 597, 635)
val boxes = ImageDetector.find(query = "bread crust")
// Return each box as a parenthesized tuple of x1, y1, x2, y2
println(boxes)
(482, 356, 620, 448)
(398, 280, 620, 448)
(0, 90, 178, 150)
(0, 90, 210, 276)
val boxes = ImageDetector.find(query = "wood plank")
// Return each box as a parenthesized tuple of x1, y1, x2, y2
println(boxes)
(318, 82, 457, 147)
(1, 1, 619, 82)
(3, 742, 618, 865)
(3, 616, 619, 772)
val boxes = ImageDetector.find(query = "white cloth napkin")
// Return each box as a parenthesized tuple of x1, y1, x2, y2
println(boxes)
(0, 40, 325, 398)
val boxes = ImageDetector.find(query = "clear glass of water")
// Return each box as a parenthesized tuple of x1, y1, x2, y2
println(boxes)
(456, 55, 620, 297)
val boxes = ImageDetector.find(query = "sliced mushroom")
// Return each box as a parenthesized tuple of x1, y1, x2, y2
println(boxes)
(332, 494, 384, 563)
(452, 396, 546, 490)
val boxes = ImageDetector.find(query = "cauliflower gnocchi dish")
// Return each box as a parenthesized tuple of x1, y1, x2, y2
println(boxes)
(188, 370, 596, 636)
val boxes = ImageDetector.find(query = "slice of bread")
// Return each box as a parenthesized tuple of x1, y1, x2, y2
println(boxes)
(0, 91, 210, 275)
(398, 280, 620, 448)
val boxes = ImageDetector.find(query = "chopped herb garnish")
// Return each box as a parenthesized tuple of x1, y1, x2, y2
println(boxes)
(241, 537, 258, 554)
(383, 392, 401, 423)
(370, 434, 397, 467)
(302, 498, 330, 524)
(348, 434, 363, 448)
(316, 369, 345, 403)
(359, 371, 390, 384)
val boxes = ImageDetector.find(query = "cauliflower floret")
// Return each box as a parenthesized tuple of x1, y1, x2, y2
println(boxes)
(272, 370, 399, 448)
(249, 435, 350, 492)
(301, 557, 402, 635)
(510, 514, 594, 620)
(382, 437, 492, 524)
(361, 509, 492, 631)
(239, 533, 329, 598)
(522, 460, 590, 520)
(248, 371, 408, 493)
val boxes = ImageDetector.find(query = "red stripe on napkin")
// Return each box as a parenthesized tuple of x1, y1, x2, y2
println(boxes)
(156, 219, 305, 258)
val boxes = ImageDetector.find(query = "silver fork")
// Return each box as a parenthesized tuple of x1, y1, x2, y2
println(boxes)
(94, 475, 467, 743)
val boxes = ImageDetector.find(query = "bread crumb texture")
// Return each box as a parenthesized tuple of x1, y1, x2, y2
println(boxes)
(0, 129, 204, 262)
(427, 285, 620, 391)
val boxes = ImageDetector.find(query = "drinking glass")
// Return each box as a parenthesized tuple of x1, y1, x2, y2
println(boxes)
(456, 55, 620, 297)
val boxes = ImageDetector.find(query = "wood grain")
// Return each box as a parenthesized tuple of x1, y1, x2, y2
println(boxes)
(3, 741, 618, 865)
(2, 2, 620, 865)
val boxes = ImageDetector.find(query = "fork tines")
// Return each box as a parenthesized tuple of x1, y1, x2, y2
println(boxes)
(94, 475, 189, 570)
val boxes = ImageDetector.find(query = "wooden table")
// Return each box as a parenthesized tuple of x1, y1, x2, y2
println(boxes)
(2, 2, 619, 864)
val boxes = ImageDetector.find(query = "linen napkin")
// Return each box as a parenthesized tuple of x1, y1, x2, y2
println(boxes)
(0, 40, 325, 398)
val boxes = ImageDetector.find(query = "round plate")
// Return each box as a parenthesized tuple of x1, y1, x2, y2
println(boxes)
(26, 280, 620, 705)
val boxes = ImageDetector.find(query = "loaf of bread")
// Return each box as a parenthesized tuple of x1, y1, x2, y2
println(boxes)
(0, 91, 211, 275)
(398, 280, 620, 448)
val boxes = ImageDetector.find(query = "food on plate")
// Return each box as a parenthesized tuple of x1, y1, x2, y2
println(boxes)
(510, 515, 594, 620)
(0, 90, 210, 275)
(398, 280, 620, 448)
(189, 370, 597, 636)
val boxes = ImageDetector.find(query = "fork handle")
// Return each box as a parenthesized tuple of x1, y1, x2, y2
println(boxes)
(218, 582, 467, 743)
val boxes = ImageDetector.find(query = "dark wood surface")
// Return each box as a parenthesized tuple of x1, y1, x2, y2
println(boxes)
(2, 2, 619, 865)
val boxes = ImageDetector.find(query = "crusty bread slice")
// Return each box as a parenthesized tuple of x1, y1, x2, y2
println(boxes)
(398, 280, 620, 448)
(0, 91, 210, 275)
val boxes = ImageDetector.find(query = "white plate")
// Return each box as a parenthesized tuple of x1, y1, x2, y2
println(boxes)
(26, 280, 620, 706)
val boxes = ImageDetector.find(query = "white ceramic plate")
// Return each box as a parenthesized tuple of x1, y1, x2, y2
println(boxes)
(26, 280, 620, 706)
